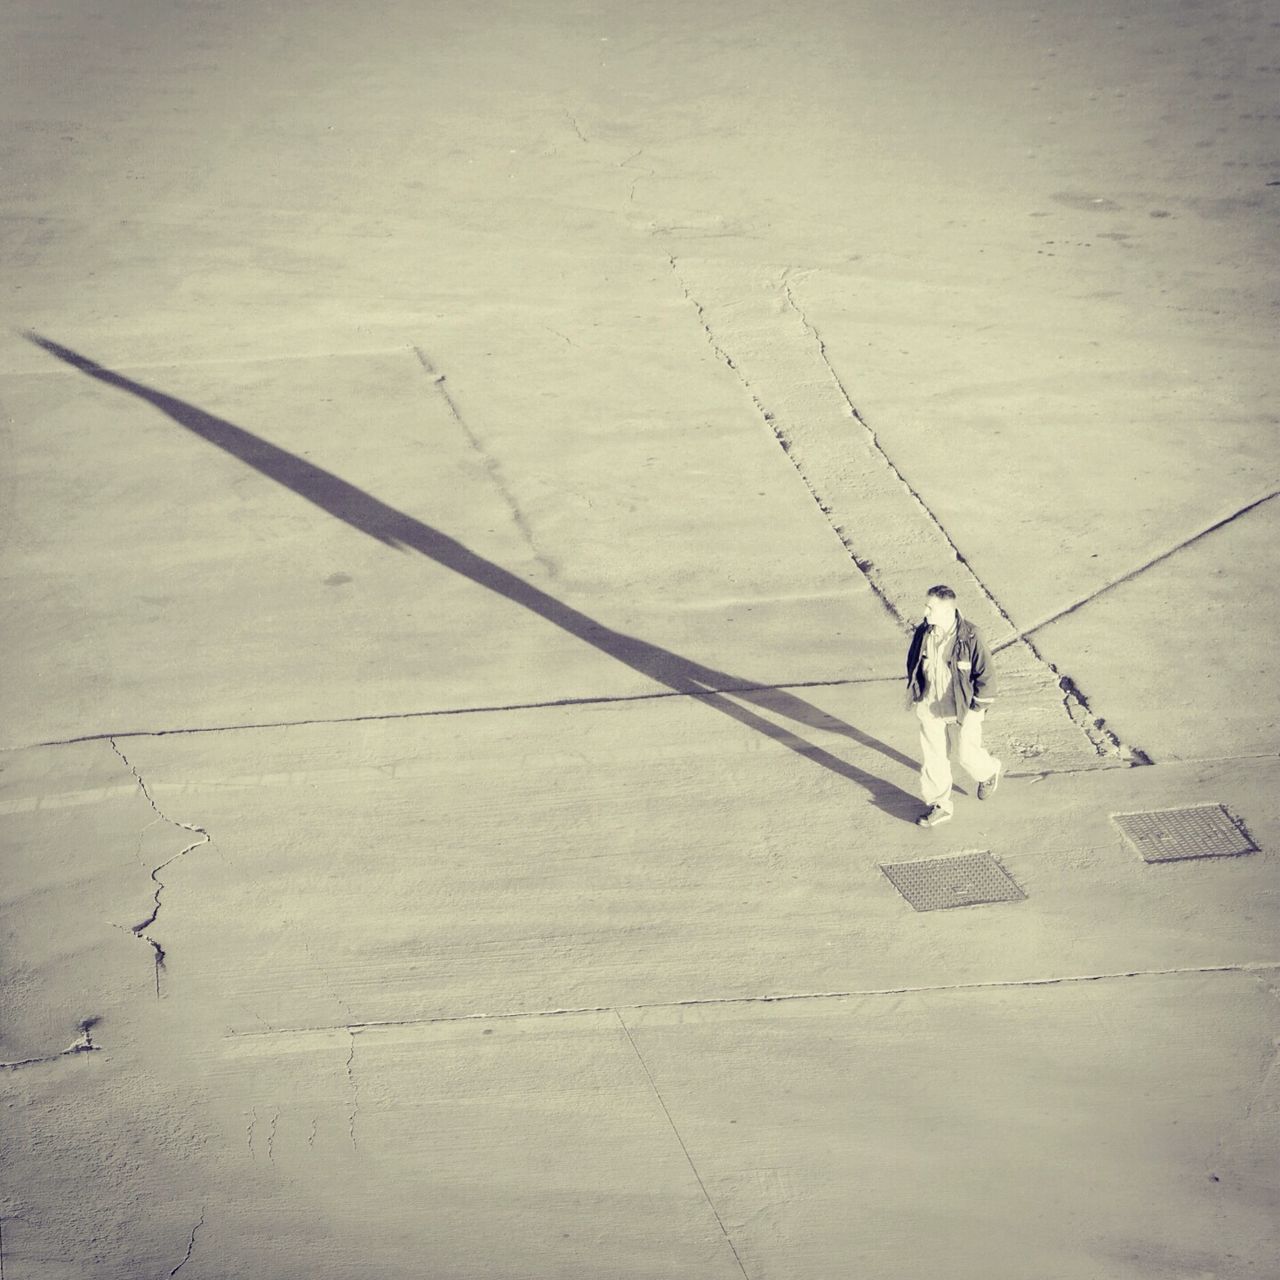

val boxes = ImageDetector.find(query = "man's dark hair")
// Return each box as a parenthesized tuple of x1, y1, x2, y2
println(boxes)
(926, 584, 957, 601)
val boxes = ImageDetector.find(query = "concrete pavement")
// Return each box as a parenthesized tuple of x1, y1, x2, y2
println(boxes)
(4, 689, 1278, 1277)
(3, 1, 1278, 1276)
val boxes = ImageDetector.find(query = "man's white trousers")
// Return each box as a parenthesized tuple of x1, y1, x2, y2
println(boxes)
(915, 704, 999, 814)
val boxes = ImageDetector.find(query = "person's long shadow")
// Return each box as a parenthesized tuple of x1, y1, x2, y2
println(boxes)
(27, 332, 920, 821)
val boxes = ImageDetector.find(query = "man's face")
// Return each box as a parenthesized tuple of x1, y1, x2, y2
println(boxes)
(924, 594, 957, 629)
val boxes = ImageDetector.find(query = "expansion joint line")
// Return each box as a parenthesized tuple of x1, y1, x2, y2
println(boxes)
(616, 1011, 751, 1280)
(109, 739, 211, 996)
(36, 675, 896, 751)
(1002, 487, 1280, 645)
(236, 963, 1280, 1041)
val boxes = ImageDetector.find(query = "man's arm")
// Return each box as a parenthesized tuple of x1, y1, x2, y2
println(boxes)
(906, 625, 924, 679)
(905, 624, 926, 707)
(970, 629, 996, 707)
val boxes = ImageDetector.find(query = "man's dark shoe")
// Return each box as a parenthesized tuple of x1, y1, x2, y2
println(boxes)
(916, 805, 953, 828)
(977, 759, 1003, 801)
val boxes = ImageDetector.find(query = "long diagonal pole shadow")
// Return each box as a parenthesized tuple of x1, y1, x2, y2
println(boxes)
(28, 333, 919, 818)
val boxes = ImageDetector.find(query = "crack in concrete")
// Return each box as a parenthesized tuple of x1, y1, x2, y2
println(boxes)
(667, 256, 889, 618)
(345, 1030, 361, 1151)
(231, 962, 1280, 1040)
(1, 1017, 101, 1071)
(672, 257, 915, 622)
(413, 347, 558, 579)
(1053, 673, 1149, 764)
(168, 1209, 204, 1277)
(1008, 487, 1280, 643)
(617, 1011, 751, 1280)
(621, 148, 654, 204)
(303, 938, 356, 1026)
(781, 271, 953, 631)
(109, 739, 211, 996)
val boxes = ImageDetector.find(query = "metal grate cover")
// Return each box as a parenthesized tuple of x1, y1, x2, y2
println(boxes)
(1113, 804, 1258, 863)
(881, 850, 1026, 912)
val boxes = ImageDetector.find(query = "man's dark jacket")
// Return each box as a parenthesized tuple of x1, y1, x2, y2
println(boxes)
(906, 613, 995, 722)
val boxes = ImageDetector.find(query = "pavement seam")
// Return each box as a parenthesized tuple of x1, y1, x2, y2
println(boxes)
(616, 1011, 752, 1280)
(1003, 486, 1280, 643)
(14, 676, 900, 750)
(230, 963, 1280, 1039)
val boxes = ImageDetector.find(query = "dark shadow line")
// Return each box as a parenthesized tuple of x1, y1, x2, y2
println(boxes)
(26, 332, 918, 815)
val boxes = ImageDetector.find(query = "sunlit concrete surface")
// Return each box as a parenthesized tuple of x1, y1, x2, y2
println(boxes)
(2, 1, 1278, 1276)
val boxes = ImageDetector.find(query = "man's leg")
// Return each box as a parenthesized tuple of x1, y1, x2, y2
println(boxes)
(955, 708, 1000, 787)
(916, 704, 955, 815)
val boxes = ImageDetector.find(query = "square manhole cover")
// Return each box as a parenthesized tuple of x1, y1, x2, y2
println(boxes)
(881, 850, 1026, 912)
(1113, 804, 1258, 863)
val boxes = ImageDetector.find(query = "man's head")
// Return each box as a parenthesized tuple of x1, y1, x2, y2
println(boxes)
(923, 584, 957, 629)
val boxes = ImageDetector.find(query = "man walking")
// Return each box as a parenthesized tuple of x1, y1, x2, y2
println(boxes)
(906, 584, 1002, 827)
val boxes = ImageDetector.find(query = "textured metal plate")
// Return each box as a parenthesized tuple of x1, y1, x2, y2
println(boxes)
(881, 850, 1026, 911)
(1113, 804, 1258, 863)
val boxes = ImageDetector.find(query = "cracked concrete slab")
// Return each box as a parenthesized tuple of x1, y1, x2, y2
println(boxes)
(93, 698, 1280, 1035)
(0, 741, 196, 1063)
(4, 0, 1279, 1275)
(107, 738, 211, 992)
